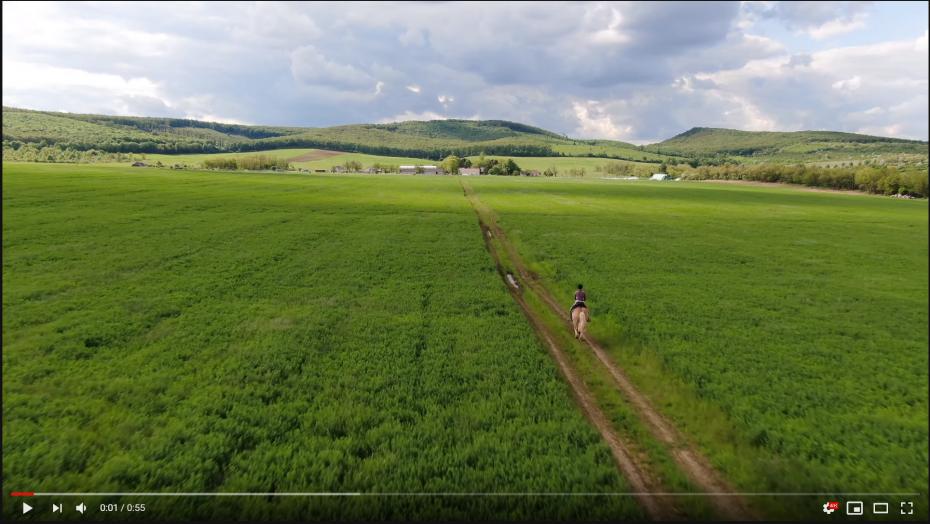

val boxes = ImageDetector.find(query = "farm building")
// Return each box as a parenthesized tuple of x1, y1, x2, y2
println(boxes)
(400, 165, 441, 175)
(131, 161, 147, 167)
(650, 173, 669, 180)
(460, 167, 481, 176)
(524, 170, 541, 177)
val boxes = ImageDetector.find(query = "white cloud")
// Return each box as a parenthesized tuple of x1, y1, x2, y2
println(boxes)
(2, 60, 160, 98)
(589, 6, 630, 45)
(914, 29, 928, 52)
(188, 114, 250, 125)
(832, 76, 862, 91)
(807, 12, 867, 39)
(406, 85, 421, 94)
(377, 110, 447, 123)
(572, 101, 630, 141)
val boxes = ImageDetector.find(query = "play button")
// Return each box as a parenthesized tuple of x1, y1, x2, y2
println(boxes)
(22, 502, 33, 514)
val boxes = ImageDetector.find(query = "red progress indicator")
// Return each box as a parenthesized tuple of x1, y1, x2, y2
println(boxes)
(10, 492, 35, 497)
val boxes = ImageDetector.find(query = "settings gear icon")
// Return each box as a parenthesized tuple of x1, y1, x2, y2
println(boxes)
(823, 502, 837, 514)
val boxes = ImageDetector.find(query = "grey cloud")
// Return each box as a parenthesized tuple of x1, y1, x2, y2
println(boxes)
(785, 53, 814, 68)
(290, 46, 374, 89)
(768, 1, 870, 30)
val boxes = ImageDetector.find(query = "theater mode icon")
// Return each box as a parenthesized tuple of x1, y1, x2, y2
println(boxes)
(823, 501, 839, 514)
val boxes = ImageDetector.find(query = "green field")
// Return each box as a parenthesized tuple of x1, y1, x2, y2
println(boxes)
(139, 148, 315, 166)
(3, 163, 928, 520)
(2, 163, 641, 521)
(139, 149, 436, 171)
(466, 176, 929, 517)
(119, 149, 657, 177)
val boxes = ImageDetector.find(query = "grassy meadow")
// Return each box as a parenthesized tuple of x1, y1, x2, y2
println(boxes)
(3, 162, 927, 521)
(467, 176, 929, 518)
(2, 163, 642, 521)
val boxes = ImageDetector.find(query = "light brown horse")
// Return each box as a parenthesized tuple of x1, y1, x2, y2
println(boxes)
(571, 306, 588, 339)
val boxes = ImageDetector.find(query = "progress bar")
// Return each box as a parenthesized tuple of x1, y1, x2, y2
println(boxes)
(20, 492, 924, 497)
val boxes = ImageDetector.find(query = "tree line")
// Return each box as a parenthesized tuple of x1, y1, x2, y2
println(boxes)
(674, 163, 927, 197)
(2, 144, 135, 163)
(202, 155, 290, 171)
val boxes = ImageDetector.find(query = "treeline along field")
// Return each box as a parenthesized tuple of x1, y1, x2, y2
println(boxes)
(676, 162, 928, 197)
(467, 177, 929, 519)
(1, 164, 643, 521)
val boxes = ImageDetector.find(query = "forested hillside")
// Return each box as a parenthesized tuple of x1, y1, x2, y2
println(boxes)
(1, 107, 670, 162)
(4, 107, 927, 167)
(650, 127, 928, 161)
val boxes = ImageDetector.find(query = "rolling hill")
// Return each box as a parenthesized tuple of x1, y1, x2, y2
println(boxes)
(3, 106, 927, 165)
(650, 126, 928, 161)
(1, 107, 670, 163)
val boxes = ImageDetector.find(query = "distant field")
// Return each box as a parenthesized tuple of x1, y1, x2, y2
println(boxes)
(467, 176, 929, 518)
(465, 155, 655, 175)
(139, 149, 435, 170)
(138, 148, 314, 165)
(549, 142, 670, 162)
(2, 163, 641, 521)
(132, 149, 657, 176)
(286, 151, 437, 170)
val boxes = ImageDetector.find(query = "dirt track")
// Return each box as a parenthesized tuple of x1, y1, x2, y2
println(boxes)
(475, 225, 677, 521)
(461, 180, 758, 521)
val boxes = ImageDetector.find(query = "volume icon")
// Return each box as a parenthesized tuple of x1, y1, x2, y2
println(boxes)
(76, 502, 86, 514)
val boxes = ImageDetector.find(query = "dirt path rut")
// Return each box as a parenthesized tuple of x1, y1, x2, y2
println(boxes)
(462, 180, 758, 521)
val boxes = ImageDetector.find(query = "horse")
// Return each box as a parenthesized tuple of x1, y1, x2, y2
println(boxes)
(571, 306, 588, 339)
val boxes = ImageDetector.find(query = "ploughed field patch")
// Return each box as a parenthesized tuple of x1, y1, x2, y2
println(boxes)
(287, 149, 344, 162)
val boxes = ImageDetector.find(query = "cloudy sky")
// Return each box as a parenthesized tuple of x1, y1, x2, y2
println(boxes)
(3, 1, 928, 143)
